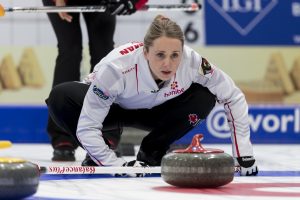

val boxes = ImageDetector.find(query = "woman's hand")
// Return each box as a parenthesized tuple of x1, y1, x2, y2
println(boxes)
(56, 0, 73, 22)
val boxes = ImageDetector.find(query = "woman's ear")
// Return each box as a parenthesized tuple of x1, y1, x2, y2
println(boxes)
(143, 47, 148, 59)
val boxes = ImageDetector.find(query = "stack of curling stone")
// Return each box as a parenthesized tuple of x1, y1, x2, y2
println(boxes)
(161, 134, 235, 188)
(0, 141, 40, 200)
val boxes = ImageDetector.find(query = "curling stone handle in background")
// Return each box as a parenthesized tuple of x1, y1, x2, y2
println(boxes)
(161, 134, 235, 188)
(0, 140, 12, 149)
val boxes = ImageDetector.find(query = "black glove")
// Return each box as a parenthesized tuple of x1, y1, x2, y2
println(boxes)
(115, 160, 150, 177)
(236, 156, 258, 176)
(107, 0, 138, 15)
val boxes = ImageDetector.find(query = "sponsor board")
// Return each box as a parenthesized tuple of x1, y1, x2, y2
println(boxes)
(1, 105, 300, 143)
(205, 0, 300, 45)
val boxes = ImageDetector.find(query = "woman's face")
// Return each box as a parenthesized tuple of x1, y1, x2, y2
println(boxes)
(144, 36, 183, 81)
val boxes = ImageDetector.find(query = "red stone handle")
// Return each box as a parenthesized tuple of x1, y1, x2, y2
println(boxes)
(173, 134, 224, 153)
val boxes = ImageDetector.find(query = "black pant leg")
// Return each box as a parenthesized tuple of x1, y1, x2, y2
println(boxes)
(42, 0, 82, 86)
(46, 82, 124, 149)
(46, 82, 89, 144)
(83, 11, 116, 72)
(136, 84, 216, 166)
(46, 117, 79, 149)
(42, 0, 83, 149)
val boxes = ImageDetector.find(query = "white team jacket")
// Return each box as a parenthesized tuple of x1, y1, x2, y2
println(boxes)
(77, 42, 254, 166)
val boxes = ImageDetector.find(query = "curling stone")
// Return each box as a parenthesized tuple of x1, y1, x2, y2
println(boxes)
(0, 158, 40, 200)
(161, 134, 234, 188)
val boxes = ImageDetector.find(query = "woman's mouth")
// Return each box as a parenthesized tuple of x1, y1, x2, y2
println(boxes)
(161, 71, 172, 75)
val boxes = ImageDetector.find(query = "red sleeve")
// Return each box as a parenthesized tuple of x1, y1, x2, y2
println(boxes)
(135, 0, 148, 10)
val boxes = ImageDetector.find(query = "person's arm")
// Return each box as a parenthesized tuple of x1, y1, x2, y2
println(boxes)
(76, 66, 125, 166)
(192, 52, 258, 176)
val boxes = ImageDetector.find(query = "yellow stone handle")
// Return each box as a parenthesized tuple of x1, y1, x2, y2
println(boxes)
(0, 157, 26, 163)
(0, 141, 12, 149)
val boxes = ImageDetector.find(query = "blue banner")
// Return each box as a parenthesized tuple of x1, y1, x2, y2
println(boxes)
(0, 106, 49, 143)
(204, 0, 300, 45)
(1, 105, 300, 144)
(179, 105, 300, 144)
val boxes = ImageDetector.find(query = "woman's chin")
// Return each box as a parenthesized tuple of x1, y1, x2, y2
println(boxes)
(159, 73, 173, 81)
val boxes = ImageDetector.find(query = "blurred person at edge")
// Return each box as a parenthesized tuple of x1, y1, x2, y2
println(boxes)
(42, 0, 148, 161)
(46, 14, 258, 177)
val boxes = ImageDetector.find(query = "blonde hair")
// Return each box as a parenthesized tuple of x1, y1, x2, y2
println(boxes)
(144, 15, 184, 51)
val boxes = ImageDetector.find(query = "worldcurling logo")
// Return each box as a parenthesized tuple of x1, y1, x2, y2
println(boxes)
(207, 0, 278, 35)
(206, 107, 231, 139)
(206, 106, 300, 139)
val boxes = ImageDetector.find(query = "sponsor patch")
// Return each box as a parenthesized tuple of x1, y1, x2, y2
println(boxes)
(122, 66, 136, 75)
(93, 85, 109, 100)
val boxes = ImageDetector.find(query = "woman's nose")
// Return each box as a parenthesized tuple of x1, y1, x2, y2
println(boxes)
(162, 58, 171, 68)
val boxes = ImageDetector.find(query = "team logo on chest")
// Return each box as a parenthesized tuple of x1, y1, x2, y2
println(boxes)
(171, 81, 178, 90)
(164, 81, 185, 98)
(151, 89, 160, 93)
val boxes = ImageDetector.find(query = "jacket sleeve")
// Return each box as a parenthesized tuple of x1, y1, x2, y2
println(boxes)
(76, 66, 126, 166)
(194, 56, 254, 158)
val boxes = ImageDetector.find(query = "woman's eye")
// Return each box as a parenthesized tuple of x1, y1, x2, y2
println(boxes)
(156, 53, 165, 58)
(171, 53, 179, 59)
